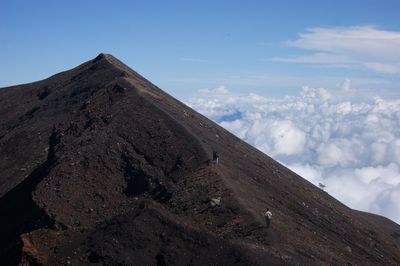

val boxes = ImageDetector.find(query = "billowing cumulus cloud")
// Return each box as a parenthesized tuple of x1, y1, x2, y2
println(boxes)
(186, 85, 400, 224)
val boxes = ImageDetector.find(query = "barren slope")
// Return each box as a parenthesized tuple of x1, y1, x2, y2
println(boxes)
(0, 54, 399, 265)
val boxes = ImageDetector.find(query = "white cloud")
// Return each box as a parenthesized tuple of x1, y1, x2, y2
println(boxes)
(364, 62, 400, 75)
(271, 26, 400, 74)
(187, 84, 400, 224)
(371, 185, 400, 222)
(270, 120, 306, 156)
(178, 57, 205, 62)
(287, 26, 400, 60)
(199, 85, 229, 94)
(269, 52, 354, 65)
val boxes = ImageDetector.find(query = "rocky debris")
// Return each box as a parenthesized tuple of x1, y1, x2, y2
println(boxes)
(345, 245, 352, 254)
(19, 236, 46, 265)
(210, 197, 221, 207)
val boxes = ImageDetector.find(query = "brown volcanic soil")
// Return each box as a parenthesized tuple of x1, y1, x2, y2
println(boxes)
(0, 54, 399, 265)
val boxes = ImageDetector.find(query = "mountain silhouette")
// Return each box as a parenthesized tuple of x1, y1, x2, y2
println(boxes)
(1, 54, 399, 265)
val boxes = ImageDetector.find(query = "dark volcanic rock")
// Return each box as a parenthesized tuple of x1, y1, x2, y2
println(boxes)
(0, 54, 399, 265)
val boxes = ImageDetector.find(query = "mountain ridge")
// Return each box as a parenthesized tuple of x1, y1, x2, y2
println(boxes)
(0, 54, 399, 265)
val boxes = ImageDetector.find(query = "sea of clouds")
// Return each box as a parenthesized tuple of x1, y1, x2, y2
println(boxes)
(186, 83, 400, 224)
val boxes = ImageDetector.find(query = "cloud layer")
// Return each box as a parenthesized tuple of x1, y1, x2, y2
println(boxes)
(270, 26, 400, 74)
(187, 85, 400, 224)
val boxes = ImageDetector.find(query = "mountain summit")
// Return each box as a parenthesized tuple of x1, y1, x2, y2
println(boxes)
(1, 54, 399, 265)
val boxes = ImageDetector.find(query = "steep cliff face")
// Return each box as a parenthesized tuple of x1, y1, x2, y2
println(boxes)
(1, 54, 399, 265)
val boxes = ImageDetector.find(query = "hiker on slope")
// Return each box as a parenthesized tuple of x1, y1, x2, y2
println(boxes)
(265, 208, 272, 228)
(212, 151, 219, 165)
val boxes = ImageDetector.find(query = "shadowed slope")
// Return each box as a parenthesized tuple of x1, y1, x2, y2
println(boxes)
(0, 54, 399, 265)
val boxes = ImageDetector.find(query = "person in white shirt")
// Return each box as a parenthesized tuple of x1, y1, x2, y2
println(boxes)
(265, 208, 272, 228)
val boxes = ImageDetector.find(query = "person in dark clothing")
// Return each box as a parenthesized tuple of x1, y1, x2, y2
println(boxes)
(212, 151, 219, 164)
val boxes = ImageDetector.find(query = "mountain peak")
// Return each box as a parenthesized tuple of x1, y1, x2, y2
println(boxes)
(0, 55, 399, 265)
(92, 53, 120, 64)
(91, 53, 127, 70)
(86, 53, 141, 81)
(94, 52, 112, 60)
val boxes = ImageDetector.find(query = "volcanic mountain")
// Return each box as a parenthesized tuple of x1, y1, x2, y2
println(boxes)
(1, 54, 399, 265)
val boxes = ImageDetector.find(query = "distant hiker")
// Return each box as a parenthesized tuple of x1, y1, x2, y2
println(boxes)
(265, 208, 272, 228)
(212, 151, 219, 165)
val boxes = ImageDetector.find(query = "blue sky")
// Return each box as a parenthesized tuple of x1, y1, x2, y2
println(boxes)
(1, 0, 400, 98)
